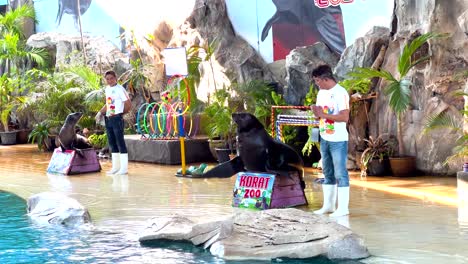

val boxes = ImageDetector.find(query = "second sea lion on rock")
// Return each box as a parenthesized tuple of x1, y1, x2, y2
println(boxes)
(57, 112, 92, 152)
(199, 112, 304, 183)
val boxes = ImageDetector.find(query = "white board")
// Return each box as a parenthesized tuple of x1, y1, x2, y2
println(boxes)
(163, 47, 188, 76)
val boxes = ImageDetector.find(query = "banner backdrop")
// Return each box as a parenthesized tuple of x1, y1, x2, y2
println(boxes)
(33, 0, 393, 62)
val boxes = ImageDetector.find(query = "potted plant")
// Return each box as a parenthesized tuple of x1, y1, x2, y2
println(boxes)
(28, 121, 55, 151)
(0, 75, 24, 145)
(203, 87, 236, 162)
(351, 32, 445, 176)
(360, 134, 394, 176)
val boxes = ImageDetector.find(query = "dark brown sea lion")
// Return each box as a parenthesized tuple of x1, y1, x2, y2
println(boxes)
(233, 112, 304, 174)
(199, 113, 304, 183)
(57, 112, 92, 152)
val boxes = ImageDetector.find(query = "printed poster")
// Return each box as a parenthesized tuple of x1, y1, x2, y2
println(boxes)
(47, 148, 75, 174)
(232, 172, 275, 210)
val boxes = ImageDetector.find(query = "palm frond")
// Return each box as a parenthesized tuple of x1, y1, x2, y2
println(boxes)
(0, 4, 35, 39)
(398, 32, 448, 76)
(349, 67, 396, 82)
(423, 112, 461, 134)
(383, 80, 410, 115)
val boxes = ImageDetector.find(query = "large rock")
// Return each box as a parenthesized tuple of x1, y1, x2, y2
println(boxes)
(334, 26, 391, 81)
(139, 208, 369, 261)
(168, 0, 277, 102)
(284, 43, 340, 105)
(334, 26, 391, 169)
(26, 32, 130, 75)
(27, 192, 91, 227)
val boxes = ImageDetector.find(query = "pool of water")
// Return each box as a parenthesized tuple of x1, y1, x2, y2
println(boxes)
(1, 144, 468, 263)
(0, 191, 352, 264)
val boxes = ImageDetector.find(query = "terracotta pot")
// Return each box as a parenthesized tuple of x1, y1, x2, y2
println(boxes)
(389, 156, 416, 176)
(16, 129, 32, 144)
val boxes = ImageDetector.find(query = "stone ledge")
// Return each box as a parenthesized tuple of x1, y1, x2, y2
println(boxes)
(139, 208, 370, 261)
(125, 135, 213, 165)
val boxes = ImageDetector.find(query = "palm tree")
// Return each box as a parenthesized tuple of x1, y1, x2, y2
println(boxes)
(0, 4, 48, 133)
(0, 4, 35, 38)
(423, 71, 468, 164)
(0, 32, 47, 75)
(350, 32, 446, 156)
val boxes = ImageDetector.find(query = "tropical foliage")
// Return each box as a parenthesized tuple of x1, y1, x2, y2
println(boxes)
(423, 73, 468, 164)
(204, 87, 234, 142)
(423, 109, 467, 163)
(0, 4, 48, 132)
(26, 65, 104, 132)
(350, 32, 446, 156)
(231, 80, 277, 126)
(360, 134, 393, 171)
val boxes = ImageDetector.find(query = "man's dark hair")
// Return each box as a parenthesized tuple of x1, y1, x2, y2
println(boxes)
(105, 70, 117, 78)
(312, 65, 335, 81)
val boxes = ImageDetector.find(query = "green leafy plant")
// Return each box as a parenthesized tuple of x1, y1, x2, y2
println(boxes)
(423, 111, 466, 164)
(0, 75, 26, 131)
(302, 85, 319, 156)
(119, 58, 152, 101)
(360, 134, 393, 172)
(350, 32, 446, 156)
(231, 80, 276, 126)
(339, 78, 371, 95)
(270, 90, 298, 145)
(88, 133, 108, 149)
(27, 65, 104, 133)
(423, 72, 468, 164)
(204, 87, 235, 142)
(0, 4, 48, 132)
(28, 121, 52, 151)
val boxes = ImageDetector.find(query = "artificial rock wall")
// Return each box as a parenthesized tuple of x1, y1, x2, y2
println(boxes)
(369, 0, 468, 174)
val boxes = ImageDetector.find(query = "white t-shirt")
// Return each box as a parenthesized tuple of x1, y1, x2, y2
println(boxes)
(315, 83, 349, 142)
(105, 84, 129, 116)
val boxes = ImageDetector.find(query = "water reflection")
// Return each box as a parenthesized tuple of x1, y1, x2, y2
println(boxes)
(111, 174, 129, 194)
(47, 173, 72, 192)
(0, 145, 468, 263)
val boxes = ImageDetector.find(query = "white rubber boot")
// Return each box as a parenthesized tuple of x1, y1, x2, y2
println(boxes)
(116, 153, 128, 175)
(330, 187, 350, 217)
(314, 184, 337, 214)
(107, 153, 120, 174)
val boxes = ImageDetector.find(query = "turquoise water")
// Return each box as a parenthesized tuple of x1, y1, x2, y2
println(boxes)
(0, 191, 352, 264)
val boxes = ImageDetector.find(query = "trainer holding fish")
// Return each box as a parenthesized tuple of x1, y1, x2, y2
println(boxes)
(95, 70, 132, 175)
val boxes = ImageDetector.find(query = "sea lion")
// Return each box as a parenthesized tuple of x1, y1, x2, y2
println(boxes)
(199, 113, 304, 182)
(57, 112, 92, 152)
(233, 112, 304, 174)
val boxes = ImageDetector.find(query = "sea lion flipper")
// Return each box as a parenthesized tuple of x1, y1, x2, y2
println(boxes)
(261, 12, 280, 41)
(199, 156, 244, 178)
(75, 148, 85, 158)
(315, 11, 346, 53)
